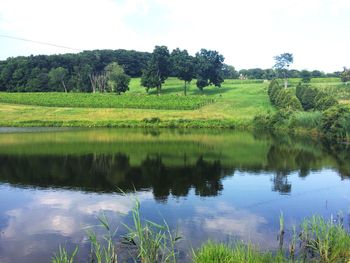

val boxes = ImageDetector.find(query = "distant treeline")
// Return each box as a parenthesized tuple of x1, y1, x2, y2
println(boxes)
(0, 49, 340, 92)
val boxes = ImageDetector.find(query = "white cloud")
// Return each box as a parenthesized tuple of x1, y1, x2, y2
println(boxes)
(0, 0, 349, 71)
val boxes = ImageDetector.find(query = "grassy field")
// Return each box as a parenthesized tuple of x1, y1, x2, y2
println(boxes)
(0, 77, 347, 128)
(0, 78, 274, 128)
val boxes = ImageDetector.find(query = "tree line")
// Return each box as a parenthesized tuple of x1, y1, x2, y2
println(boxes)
(0, 47, 343, 93)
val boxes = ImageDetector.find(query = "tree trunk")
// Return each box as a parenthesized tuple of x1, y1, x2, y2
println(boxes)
(62, 81, 67, 93)
(184, 81, 187, 96)
(157, 85, 161, 96)
(284, 71, 288, 88)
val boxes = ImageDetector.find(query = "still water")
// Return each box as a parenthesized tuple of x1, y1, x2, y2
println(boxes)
(0, 128, 349, 262)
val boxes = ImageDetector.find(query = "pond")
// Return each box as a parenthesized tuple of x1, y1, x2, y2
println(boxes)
(0, 128, 349, 262)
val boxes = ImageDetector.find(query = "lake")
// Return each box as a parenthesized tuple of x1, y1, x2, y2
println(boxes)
(0, 128, 349, 262)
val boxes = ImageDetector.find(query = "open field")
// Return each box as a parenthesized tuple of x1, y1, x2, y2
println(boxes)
(0, 78, 274, 127)
(0, 77, 347, 128)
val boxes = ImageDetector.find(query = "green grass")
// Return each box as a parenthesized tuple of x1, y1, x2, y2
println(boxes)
(53, 199, 350, 263)
(193, 242, 285, 263)
(0, 77, 345, 129)
(0, 92, 213, 110)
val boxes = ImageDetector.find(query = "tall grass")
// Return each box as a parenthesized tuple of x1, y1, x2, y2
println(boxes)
(122, 198, 181, 263)
(51, 245, 78, 263)
(85, 213, 118, 263)
(52, 199, 350, 263)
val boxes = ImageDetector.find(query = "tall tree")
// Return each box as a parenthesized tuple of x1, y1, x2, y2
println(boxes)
(141, 46, 170, 95)
(171, 48, 195, 95)
(105, 62, 130, 94)
(48, 67, 69, 92)
(195, 49, 224, 91)
(273, 53, 293, 88)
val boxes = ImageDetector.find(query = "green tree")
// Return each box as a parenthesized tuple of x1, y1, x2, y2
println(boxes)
(141, 46, 170, 95)
(105, 62, 130, 94)
(222, 64, 239, 79)
(170, 48, 195, 95)
(273, 53, 293, 88)
(340, 67, 350, 84)
(48, 67, 69, 92)
(300, 70, 311, 83)
(195, 49, 224, 91)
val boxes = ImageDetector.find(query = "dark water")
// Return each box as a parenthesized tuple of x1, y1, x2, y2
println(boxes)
(0, 128, 349, 262)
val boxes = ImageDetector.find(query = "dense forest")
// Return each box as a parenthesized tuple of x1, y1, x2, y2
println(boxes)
(0, 48, 341, 92)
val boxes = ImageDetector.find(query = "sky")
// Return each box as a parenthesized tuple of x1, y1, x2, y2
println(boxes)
(0, 0, 349, 72)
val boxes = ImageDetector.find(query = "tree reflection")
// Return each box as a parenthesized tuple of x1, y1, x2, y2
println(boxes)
(0, 132, 350, 199)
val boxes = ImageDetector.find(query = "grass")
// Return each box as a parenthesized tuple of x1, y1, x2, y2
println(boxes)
(0, 92, 214, 110)
(193, 242, 285, 263)
(0, 77, 346, 129)
(52, 199, 350, 263)
(0, 78, 274, 128)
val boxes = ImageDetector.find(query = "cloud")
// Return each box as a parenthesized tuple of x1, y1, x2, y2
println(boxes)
(0, 0, 349, 71)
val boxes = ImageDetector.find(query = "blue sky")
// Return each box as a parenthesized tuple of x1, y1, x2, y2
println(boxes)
(0, 0, 349, 72)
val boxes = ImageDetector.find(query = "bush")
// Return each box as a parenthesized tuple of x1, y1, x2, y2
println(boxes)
(315, 95, 338, 111)
(321, 105, 350, 140)
(268, 80, 302, 111)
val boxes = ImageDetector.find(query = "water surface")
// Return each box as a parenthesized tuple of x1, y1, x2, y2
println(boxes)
(0, 128, 349, 262)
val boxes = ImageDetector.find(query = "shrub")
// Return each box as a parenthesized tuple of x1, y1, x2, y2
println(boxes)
(268, 80, 302, 111)
(315, 96, 338, 111)
(267, 79, 282, 105)
(296, 82, 338, 111)
(253, 113, 272, 130)
(321, 105, 350, 140)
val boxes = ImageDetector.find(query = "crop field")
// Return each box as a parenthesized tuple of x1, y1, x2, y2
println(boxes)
(0, 92, 214, 110)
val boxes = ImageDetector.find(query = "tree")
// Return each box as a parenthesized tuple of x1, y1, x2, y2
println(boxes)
(222, 64, 239, 79)
(48, 67, 69, 92)
(195, 49, 224, 91)
(141, 46, 170, 95)
(300, 70, 311, 83)
(105, 62, 130, 94)
(273, 53, 293, 88)
(340, 67, 350, 84)
(170, 48, 195, 95)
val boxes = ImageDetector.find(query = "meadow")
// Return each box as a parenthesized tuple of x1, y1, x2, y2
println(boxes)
(0, 77, 347, 128)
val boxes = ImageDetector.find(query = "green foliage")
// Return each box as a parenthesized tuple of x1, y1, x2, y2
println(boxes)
(273, 53, 293, 88)
(141, 46, 171, 94)
(105, 62, 130, 94)
(86, 214, 118, 263)
(51, 245, 78, 263)
(195, 49, 224, 90)
(296, 82, 338, 111)
(315, 95, 338, 111)
(122, 198, 181, 263)
(193, 241, 284, 263)
(300, 69, 312, 83)
(268, 80, 302, 111)
(171, 48, 195, 95)
(0, 92, 213, 110)
(49, 67, 69, 92)
(221, 64, 239, 79)
(340, 67, 350, 84)
(321, 105, 350, 140)
(289, 111, 322, 130)
(300, 216, 350, 263)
